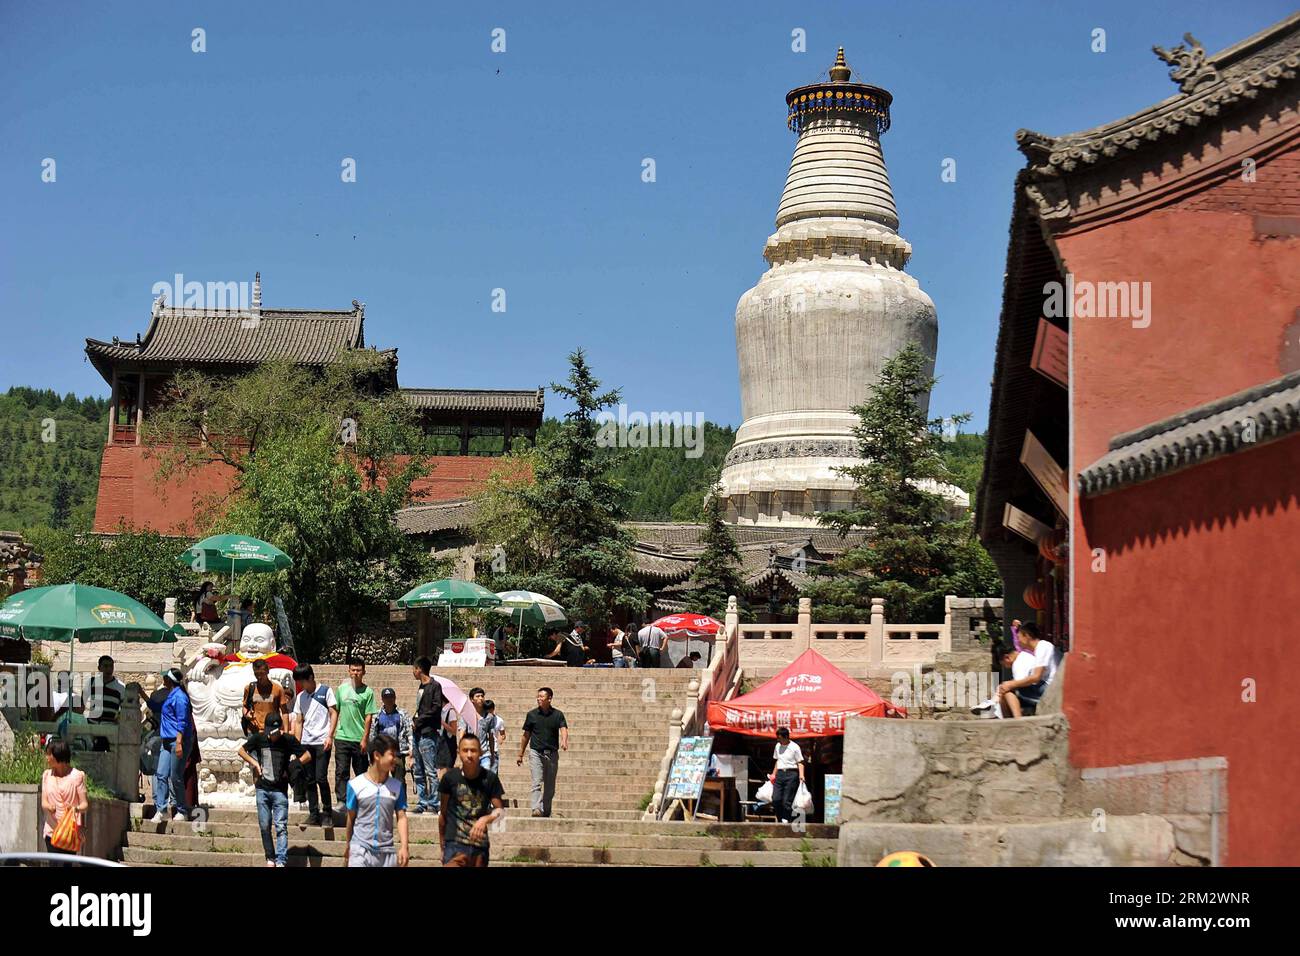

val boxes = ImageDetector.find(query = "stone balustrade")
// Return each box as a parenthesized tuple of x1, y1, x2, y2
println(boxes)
(739, 595, 998, 669)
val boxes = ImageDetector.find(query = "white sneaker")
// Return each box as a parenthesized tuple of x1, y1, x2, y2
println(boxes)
(265, 861, 276, 868)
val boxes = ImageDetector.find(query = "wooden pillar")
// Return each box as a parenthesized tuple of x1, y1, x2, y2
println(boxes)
(459, 416, 470, 456)
(135, 373, 145, 445)
(107, 368, 118, 444)
(502, 415, 513, 455)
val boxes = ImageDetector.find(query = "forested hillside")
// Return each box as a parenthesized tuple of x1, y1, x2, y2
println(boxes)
(0, 383, 988, 530)
(0, 388, 109, 531)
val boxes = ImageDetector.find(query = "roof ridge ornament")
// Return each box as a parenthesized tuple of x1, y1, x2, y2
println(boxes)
(1153, 32, 1220, 94)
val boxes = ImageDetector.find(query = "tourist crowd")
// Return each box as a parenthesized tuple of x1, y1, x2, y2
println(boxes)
(133, 655, 570, 868)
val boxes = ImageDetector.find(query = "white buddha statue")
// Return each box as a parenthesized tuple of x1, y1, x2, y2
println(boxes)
(185, 623, 297, 803)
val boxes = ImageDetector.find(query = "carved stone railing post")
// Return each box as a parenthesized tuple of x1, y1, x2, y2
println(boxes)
(796, 597, 812, 654)
(869, 597, 885, 663)
(113, 684, 143, 800)
(646, 706, 685, 820)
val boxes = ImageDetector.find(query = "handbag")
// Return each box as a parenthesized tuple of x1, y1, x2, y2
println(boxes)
(49, 807, 82, 853)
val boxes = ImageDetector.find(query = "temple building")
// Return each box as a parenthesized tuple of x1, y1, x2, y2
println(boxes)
(85, 274, 543, 535)
(979, 13, 1300, 865)
(719, 49, 966, 525)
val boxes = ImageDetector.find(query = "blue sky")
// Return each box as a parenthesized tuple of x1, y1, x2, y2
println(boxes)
(1, 0, 1290, 431)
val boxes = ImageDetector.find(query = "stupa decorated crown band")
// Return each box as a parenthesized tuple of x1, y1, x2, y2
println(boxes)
(785, 47, 893, 135)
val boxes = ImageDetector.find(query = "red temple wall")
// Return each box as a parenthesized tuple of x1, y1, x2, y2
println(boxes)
(1069, 435, 1300, 865)
(1060, 145, 1300, 864)
(92, 446, 510, 535)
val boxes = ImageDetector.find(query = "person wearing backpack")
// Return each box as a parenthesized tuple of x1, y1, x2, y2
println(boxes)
(242, 659, 291, 735)
(410, 657, 446, 814)
(291, 664, 338, 826)
(367, 688, 413, 785)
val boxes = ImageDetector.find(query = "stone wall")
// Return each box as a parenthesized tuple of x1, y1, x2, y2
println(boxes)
(944, 596, 1003, 655)
(841, 713, 1073, 823)
(837, 709, 1223, 865)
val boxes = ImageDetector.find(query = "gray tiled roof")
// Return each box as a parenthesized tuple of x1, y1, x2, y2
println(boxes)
(1016, 14, 1300, 176)
(1078, 370, 1300, 497)
(400, 388, 544, 414)
(394, 499, 481, 535)
(86, 307, 381, 382)
(626, 523, 866, 553)
(632, 547, 697, 582)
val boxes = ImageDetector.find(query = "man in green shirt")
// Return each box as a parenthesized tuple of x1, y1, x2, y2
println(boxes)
(331, 657, 377, 807)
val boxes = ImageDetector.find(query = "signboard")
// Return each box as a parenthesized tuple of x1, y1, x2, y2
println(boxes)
(1030, 318, 1068, 389)
(1020, 431, 1069, 517)
(437, 638, 497, 668)
(1003, 503, 1052, 544)
(664, 735, 714, 802)
(823, 774, 843, 825)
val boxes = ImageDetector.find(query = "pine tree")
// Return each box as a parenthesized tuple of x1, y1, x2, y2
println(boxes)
(483, 349, 649, 635)
(685, 479, 745, 619)
(810, 344, 995, 623)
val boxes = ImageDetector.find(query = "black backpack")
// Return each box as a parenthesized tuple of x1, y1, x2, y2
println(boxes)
(140, 733, 163, 777)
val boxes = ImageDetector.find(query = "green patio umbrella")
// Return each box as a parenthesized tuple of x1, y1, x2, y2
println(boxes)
(491, 590, 568, 628)
(396, 578, 503, 643)
(179, 534, 292, 580)
(178, 534, 293, 620)
(490, 590, 567, 657)
(0, 583, 181, 672)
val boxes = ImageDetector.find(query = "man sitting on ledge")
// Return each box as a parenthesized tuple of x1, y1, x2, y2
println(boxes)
(995, 622, 1057, 717)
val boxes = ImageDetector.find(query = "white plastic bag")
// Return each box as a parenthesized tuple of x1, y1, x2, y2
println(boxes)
(793, 781, 815, 815)
(754, 780, 774, 804)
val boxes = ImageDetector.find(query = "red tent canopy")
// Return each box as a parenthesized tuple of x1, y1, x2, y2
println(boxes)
(707, 648, 906, 738)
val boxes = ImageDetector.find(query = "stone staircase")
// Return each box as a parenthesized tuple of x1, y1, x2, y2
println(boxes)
(117, 665, 834, 866)
(120, 807, 837, 867)
(309, 665, 691, 817)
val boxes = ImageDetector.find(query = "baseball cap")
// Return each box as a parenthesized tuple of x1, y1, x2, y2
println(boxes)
(381, 687, 396, 698)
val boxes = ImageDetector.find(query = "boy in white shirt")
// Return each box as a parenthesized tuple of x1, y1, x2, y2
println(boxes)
(996, 623, 1056, 717)
(291, 664, 338, 825)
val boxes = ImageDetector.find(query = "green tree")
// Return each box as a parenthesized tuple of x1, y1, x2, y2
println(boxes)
(477, 349, 648, 638)
(28, 524, 196, 616)
(48, 477, 74, 529)
(144, 351, 435, 659)
(811, 344, 997, 623)
(685, 480, 746, 619)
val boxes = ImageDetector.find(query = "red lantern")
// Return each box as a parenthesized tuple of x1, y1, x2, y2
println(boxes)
(1023, 581, 1049, 611)
(1038, 528, 1067, 564)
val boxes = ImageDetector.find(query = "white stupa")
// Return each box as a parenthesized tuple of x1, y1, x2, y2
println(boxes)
(720, 48, 967, 526)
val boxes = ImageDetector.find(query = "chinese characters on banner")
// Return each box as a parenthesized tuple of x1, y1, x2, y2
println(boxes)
(716, 704, 850, 737)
